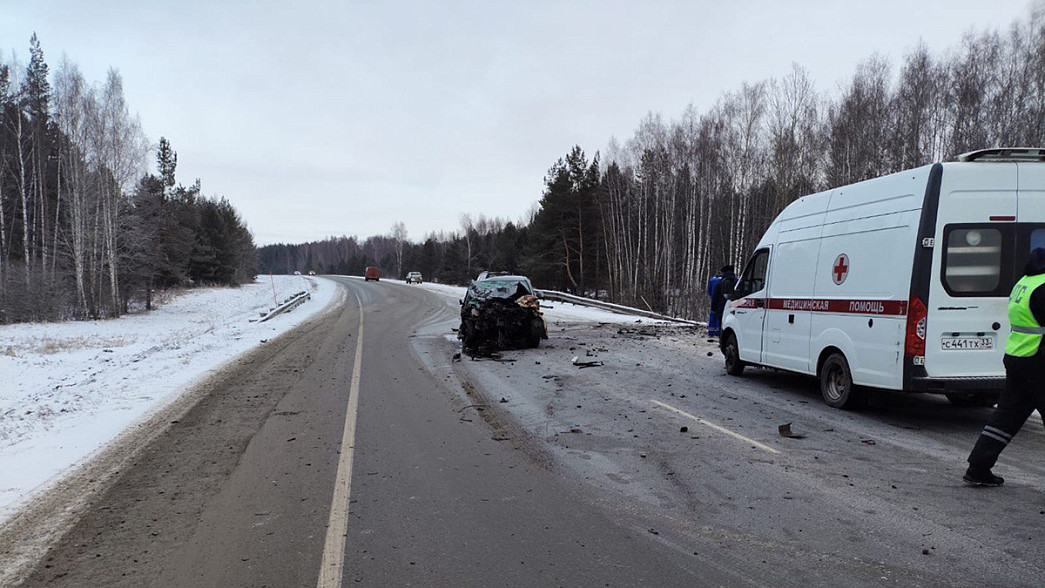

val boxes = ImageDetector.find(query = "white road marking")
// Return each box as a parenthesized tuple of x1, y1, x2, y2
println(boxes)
(317, 289, 365, 588)
(650, 399, 781, 455)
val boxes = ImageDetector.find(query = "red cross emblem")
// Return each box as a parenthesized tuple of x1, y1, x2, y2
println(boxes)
(832, 253, 849, 285)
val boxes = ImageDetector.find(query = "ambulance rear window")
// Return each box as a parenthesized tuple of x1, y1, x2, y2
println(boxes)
(942, 226, 1004, 295)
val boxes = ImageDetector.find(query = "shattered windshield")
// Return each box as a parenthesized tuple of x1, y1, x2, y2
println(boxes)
(471, 278, 533, 299)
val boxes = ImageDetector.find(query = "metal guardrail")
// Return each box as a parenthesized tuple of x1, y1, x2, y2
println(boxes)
(259, 291, 311, 322)
(536, 289, 699, 325)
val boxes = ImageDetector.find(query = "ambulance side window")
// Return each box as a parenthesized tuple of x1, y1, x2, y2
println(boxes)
(736, 249, 770, 297)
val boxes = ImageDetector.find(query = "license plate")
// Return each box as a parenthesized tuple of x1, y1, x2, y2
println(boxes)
(941, 336, 994, 351)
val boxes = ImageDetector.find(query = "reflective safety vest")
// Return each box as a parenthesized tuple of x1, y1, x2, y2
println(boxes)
(1006, 273, 1045, 357)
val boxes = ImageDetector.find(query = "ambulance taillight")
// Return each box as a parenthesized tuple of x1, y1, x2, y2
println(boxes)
(905, 296, 927, 358)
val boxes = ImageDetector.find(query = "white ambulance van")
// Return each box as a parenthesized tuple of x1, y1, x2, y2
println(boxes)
(720, 148, 1045, 408)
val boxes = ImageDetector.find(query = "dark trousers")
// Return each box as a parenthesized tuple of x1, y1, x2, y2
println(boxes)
(967, 358, 1045, 471)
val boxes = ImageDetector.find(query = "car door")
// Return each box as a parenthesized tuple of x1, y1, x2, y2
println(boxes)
(729, 248, 771, 363)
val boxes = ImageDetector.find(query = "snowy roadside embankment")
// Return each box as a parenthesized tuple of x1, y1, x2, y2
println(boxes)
(418, 281, 683, 325)
(0, 275, 340, 523)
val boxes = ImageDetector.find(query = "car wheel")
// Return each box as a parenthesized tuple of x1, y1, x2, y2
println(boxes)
(527, 318, 543, 348)
(946, 392, 1000, 407)
(820, 352, 866, 409)
(459, 320, 475, 346)
(723, 332, 745, 376)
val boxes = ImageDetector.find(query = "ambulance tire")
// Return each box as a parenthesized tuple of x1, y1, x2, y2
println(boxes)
(723, 332, 746, 376)
(820, 352, 866, 409)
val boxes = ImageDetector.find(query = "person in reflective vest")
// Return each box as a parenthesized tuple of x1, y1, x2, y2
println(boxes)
(964, 248, 1045, 486)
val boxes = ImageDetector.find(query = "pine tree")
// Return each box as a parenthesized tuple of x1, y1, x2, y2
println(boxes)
(22, 33, 55, 286)
(157, 137, 177, 195)
(23, 34, 51, 122)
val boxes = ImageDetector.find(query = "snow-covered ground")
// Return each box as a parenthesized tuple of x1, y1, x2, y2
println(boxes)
(0, 275, 340, 524)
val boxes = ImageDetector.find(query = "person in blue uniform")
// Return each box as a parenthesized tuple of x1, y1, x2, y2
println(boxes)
(709, 265, 736, 339)
(707, 272, 723, 337)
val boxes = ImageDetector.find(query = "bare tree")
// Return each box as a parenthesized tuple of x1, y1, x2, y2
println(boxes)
(826, 55, 893, 186)
(53, 58, 93, 316)
(769, 64, 823, 213)
(92, 69, 147, 316)
(390, 221, 407, 279)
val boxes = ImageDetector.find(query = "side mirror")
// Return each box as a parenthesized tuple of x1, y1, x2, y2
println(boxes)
(535, 289, 544, 299)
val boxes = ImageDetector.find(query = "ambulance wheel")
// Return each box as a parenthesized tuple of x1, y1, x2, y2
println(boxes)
(723, 333, 745, 376)
(820, 352, 866, 409)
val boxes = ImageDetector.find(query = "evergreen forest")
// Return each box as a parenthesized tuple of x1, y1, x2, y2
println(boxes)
(0, 35, 256, 323)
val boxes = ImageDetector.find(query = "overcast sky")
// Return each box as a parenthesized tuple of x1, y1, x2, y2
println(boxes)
(1, 1, 1038, 245)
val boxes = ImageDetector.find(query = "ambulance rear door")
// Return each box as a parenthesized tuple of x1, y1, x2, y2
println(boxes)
(925, 163, 1016, 380)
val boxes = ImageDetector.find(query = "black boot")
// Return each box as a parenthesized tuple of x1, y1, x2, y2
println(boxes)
(963, 467, 1004, 487)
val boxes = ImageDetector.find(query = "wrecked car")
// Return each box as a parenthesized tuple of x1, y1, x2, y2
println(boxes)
(459, 275, 547, 352)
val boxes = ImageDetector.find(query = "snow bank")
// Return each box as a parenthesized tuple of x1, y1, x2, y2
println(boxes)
(0, 275, 340, 522)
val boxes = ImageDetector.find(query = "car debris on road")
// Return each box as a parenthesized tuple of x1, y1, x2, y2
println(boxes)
(778, 422, 806, 439)
(571, 356, 604, 368)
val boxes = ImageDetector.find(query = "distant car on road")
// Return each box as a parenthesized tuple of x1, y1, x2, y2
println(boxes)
(405, 271, 423, 284)
(364, 266, 381, 281)
(459, 274, 546, 351)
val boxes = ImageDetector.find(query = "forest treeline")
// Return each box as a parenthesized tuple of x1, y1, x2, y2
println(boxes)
(0, 35, 256, 323)
(260, 5, 1045, 319)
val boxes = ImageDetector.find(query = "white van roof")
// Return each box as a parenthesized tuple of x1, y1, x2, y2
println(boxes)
(957, 148, 1045, 162)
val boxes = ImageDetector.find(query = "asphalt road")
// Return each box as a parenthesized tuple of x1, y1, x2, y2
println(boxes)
(10, 277, 738, 587)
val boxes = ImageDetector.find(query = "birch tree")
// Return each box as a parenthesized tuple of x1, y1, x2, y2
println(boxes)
(390, 221, 407, 279)
(92, 69, 147, 316)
